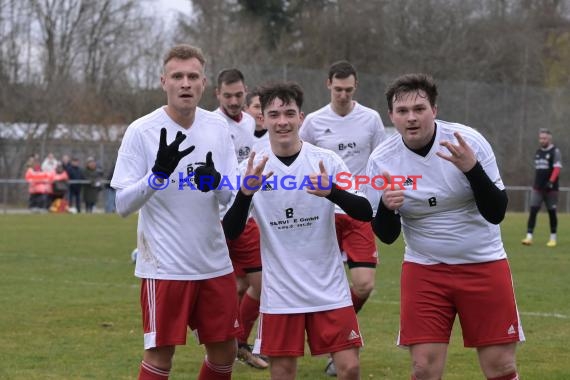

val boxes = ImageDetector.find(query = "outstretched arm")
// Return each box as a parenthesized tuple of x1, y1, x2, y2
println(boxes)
(306, 160, 372, 222)
(222, 152, 272, 240)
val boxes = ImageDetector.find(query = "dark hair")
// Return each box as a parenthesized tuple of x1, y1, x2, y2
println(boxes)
(539, 128, 552, 135)
(163, 44, 205, 67)
(385, 73, 438, 112)
(258, 82, 304, 113)
(245, 87, 261, 107)
(328, 60, 357, 81)
(217, 68, 245, 88)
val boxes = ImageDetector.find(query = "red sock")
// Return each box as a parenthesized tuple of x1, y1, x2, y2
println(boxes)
(488, 373, 519, 380)
(238, 292, 260, 344)
(138, 361, 169, 380)
(351, 288, 368, 313)
(198, 358, 232, 380)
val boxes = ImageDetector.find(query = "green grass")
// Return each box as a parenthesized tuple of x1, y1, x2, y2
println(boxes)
(0, 212, 569, 379)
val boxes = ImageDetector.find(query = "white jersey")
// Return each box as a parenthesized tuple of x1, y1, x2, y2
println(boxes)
(252, 130, 270, 153)
(300, 102, 386, 176)
(214, 109, 256, 219)
(112, 107, 238, 280)
(245, 142, 360, 314)
(366, 120, 507, 265)
(214, 108, 256, 164)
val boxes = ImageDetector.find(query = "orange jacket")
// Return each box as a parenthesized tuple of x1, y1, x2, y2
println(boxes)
(25, 168, 54, 194)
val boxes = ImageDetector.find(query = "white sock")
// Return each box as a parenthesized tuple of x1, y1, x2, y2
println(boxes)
(526, 233, 533, 240)
(550, 233, 557, 241)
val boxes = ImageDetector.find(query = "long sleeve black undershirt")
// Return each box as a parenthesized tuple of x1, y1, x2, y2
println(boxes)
(464, 161, 508, 224)
(371, 199, 401, 244)
(326, 185, 373, 222)
(222, 190, 253, 240)
(223, 184, 373, 240)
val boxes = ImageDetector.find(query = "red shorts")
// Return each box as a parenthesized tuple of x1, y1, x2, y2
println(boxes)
(140, 273, 241, 349)
(254, 307, 363, 356)
(399, 259, 524, 347)
(227, 218, 262, 277)
(335, 213, 378, 267)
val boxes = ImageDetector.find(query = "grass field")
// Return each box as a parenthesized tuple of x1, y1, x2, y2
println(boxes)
(0, 212, 569, 379)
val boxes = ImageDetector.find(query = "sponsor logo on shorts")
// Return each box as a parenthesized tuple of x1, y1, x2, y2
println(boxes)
(507, 325, 516, 335)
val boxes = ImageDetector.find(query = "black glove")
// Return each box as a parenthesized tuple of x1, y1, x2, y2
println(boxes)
(546, 181, 554, 190)
(194, 152, 221, 192)
(152, 128, 195, 177)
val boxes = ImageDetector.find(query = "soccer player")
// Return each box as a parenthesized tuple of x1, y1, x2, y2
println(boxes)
(245, 87, 269, 150)
(214, 69, 268, 369)
(111, 44, 240, 380)
(299, 61, 386, 376)
(366, 73, 524, 380)
(223, 81, 373, 380)
(521, 128, 563, 247)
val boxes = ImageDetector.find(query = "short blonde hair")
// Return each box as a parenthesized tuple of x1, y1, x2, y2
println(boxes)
(163, 44, 206, 68)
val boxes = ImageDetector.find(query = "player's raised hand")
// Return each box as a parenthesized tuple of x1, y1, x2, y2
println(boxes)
(436, 131, 477, 172)
(241, 151, 273, 196)
(381, 171, 405, 210)
(194, 152, 221, 192)
(152, 128, 195, 177)
(307, 160, 332, 197)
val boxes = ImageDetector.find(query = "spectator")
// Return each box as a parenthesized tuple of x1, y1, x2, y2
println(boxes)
(25, 160, 52, 212)
(50, 164, 70, 213)
(41, 152, 59, 173)
(66, 157, 84, 213)
(83, 157, 103, 213)
(104, 164, 116, 213)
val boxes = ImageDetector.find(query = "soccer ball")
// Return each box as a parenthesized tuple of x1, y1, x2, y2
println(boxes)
(130, 248, 138, 264)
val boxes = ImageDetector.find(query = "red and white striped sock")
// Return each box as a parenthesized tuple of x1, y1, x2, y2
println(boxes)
(138, 360, 169, 380)
(198, 357, 233, 380)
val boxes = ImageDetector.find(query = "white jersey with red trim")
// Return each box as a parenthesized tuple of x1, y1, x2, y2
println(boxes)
(245, 142, 361, 314)
(112, 107, 238, 280)
(366, 120, 507, 265)
(300, 102, 386, 176)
